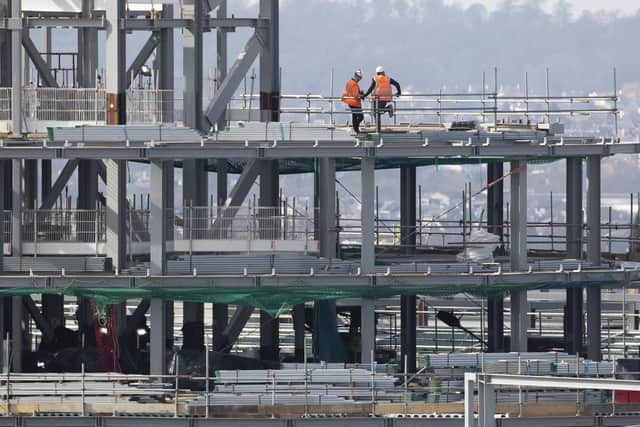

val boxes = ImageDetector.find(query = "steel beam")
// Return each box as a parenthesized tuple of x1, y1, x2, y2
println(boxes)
(219, 306, 254, 352)
(509, 159, 528, 352)
(22, 296, 54, 343)
(205, 33, 261, 127)
(586, 155, 602, 361)
(21, 33, 58, 87)
(126, 33, 160, 89)
(40, 160, 78, 210)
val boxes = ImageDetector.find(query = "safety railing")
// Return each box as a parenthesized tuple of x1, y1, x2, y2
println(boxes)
(0, 87, 10, 121)
(20, 209, 106, 243)
(0, 87, 180, 125)
(229, 91, 618, 131)
(23, 87, 106, 122)
(126, 89, 176, 124)
(2, 207, 640, 258)
(170, 206, 314, 242)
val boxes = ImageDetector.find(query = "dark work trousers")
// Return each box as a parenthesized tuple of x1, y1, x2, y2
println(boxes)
(349, 106, 364, 133)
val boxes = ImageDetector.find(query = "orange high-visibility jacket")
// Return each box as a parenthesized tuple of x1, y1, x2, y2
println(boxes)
(373, 75, 393, 102)
(341, 79, 362, 108)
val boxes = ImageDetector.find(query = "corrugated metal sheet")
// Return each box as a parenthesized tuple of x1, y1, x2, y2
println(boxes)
(2, 256, 107, 272)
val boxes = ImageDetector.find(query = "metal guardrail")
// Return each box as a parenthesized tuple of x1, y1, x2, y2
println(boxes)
(0, 87, 179, 125)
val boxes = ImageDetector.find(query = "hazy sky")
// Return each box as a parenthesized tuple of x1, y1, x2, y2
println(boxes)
(443, 0, 640, 15)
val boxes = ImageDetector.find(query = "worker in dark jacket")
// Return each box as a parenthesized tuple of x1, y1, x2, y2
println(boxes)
(341, 69, 365, 134)
(363, 66, 401, 119)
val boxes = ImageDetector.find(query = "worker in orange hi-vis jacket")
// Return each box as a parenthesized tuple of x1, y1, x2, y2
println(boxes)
(363, 66, 402, 120)
(341, 69, 365, 134)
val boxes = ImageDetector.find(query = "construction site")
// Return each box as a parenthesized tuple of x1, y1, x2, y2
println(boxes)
(1, 0, 640, 426)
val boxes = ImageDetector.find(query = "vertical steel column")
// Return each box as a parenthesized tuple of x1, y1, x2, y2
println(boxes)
(213, 3, 230, 344)
(565, 157, 583, 355)
(77, 160, 98, 209)
(400, 166, 417, 372)
(23, 160, 36, 208)
(216, 0, 228, 130)
(105, 0, 126, 124)
(158, 4, 174, 123)
(586, 155, 602, 361)
(78, 0, 97, 87)
(182, 0, 203, 130)
(400, 166, 417, 253)
(509, 160, 528, 352)
(314, 158, 345, 361)
(10, 0, 21, 136)
(0, 161, 4, 363)
(77, 0, 98, 212)
(105, 160, 126, 271)
(361, 155, 376, 363)
(11, 295, 22, 372)
(293, 304, 305, 362)
(150, 298, 166, 375)
(0, 0, 11, 88)
(259, 159, 279, 361)
(11, 160, 21, 257)
(487, 162, 505, 352)
(259, 0, 280, 122)
(149, 160, 171, 375)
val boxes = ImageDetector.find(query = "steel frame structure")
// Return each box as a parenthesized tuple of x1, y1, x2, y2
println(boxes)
(0, 4, 632, 421)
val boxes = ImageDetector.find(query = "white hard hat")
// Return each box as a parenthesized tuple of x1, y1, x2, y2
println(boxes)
(355, 69, 363, 77)
(376, 66, 384, 73)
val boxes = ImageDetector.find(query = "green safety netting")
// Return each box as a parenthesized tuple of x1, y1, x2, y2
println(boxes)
(0, 279, 614, 316)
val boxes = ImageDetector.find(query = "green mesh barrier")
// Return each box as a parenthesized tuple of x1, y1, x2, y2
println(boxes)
(0, 279, 613, 316)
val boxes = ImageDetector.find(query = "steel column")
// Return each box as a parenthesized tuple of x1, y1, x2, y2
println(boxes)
(399, 166, 416, 372)
(400, 166, 416, 253)
(77, 160, 98, 209)
(0, 0, 11, 88)
(157, 4, 174, 123)
(105, 0, 126, 124)
(78, 0, 97, 88)
(361, 155, 375, 363)
(487, 162, 505, 352)
(509, 159, 528, 352)
(586, 155, 602, 361)
(182, 0, 203, 130)
(10, 295, 22, 372)
(259, 159, 279, 361)
(565, 157, 583, 355)
(259, 0, 280, 122)
(149, 298, 166, 375)
(105, 160, 126, 271)
(150, 160, 171, 275)
(11, 160, 21, 257)
(10, 0, 21, 136)
(293, 304, 305, 362)
(216, 0, 228, 130)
